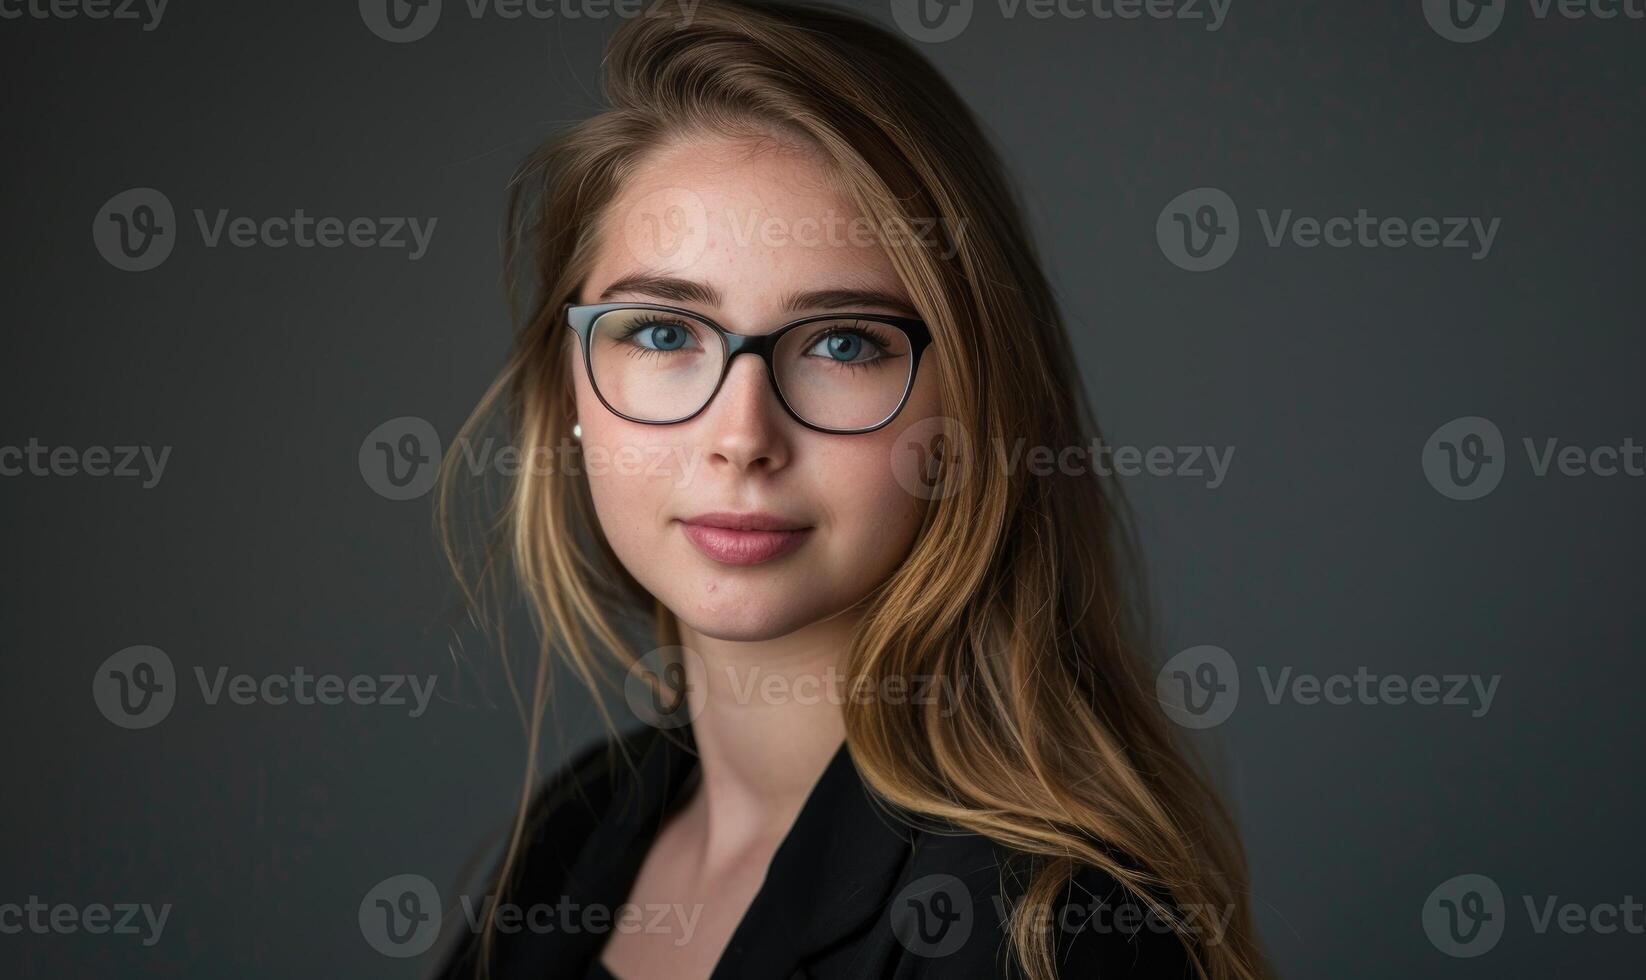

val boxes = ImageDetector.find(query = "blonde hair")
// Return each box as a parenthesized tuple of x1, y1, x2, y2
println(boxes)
(437, 2, 1269, 977)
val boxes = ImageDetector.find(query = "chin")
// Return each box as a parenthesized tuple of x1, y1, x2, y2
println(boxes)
(669, 583, 823, 643)
(676, 617, 792, 643)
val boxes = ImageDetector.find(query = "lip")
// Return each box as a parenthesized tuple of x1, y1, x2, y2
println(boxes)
(677, 511, 813, 566)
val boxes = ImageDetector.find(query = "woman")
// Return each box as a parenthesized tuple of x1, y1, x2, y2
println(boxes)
(434, 1, 1268, 977)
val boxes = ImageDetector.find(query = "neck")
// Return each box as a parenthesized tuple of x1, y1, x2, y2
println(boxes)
(673, 606, 857, 852)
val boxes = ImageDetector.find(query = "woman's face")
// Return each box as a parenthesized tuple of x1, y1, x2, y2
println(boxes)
(573, 135, 940, 642)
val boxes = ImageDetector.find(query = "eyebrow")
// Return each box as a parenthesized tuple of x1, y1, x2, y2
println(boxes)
(598, 274, 919, 317)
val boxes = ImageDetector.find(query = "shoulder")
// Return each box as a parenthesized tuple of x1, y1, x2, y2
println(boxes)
(893, 829, 1197, 979)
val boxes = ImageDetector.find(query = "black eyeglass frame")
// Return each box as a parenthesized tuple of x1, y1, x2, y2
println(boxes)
(563, 302, 934, 434)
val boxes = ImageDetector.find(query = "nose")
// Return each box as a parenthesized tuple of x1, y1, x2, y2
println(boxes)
(698, 352, 792, 474)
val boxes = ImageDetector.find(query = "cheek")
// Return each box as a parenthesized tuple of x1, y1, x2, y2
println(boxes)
(809, 431, 930, 571)
(810, 366, 944, 566)
(572, 373, 681, 544)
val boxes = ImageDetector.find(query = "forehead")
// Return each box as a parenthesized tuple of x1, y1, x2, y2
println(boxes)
(590, 135, 904, 314)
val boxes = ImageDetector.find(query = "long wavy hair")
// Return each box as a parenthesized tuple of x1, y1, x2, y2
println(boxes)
(437, 2, 1268, 977)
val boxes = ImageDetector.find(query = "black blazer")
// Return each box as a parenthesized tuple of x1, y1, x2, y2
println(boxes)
(433, 725, 1191, 979)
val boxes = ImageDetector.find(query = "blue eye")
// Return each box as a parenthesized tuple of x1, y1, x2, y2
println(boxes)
(807, 330, 882, 364)
(620, 318, 701, 355)
(635, 323, 690, 351)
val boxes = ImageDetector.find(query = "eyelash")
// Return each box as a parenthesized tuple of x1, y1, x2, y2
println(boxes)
(807, 324, 893, 372)
(614, 318, 898, 368)
(614, 317, 699, 360)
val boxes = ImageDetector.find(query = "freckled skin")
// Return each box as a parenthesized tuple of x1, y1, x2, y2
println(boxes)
(573, 136, 940, 642)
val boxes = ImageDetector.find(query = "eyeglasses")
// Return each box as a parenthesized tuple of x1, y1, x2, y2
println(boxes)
(564, 302, 933, 434)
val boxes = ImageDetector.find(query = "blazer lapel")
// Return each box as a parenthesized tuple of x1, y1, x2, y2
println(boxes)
(500, 727, 698, 980)
(709, 742, 915, 980)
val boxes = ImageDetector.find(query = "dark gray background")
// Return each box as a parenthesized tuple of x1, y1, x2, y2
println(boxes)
(2, 1, 1641, 976)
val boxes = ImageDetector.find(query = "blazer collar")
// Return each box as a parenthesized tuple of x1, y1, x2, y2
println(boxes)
(710, 734, 915, 979)
(553, 725, 915, 979)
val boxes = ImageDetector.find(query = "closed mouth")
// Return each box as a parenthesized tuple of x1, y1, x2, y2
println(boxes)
(676, 513, 813, 565)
